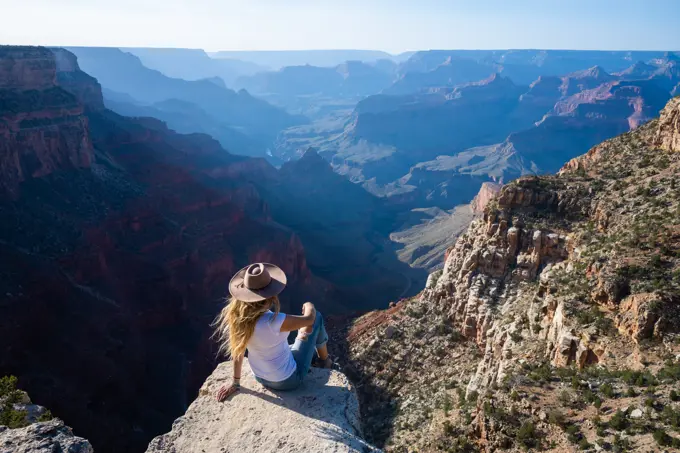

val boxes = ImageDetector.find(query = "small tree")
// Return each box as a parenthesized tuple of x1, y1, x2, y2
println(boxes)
(670, 389, 679, 401)
(517, 421, 538, 449)
(609, 410, 628, 431)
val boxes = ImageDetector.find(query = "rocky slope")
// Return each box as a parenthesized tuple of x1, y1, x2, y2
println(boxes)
(145, 359, 378, 453)
(340, 96, 680, 452)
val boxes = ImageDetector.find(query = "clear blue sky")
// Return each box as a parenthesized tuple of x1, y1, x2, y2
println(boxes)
(1, 0, 679, 53)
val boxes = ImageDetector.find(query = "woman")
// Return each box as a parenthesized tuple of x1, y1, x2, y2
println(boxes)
(213, 262, 331, 401)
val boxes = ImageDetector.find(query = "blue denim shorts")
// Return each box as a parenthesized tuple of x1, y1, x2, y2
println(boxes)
(256, 312, 328, 391)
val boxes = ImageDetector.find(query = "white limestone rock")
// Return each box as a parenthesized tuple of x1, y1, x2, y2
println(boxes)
(146, 359, 380, 453)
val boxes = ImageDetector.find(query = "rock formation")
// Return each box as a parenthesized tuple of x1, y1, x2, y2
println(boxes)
(341, 96, 680, 452)
(656, 95, 680, 151)
(470, 182, 502, 214)
(0, 420, 92, 453)
(146, 359, 378, 453)
(0, 46, 93, 195)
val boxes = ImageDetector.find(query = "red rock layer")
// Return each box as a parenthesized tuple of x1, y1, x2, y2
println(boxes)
(0, 47, 93, 195)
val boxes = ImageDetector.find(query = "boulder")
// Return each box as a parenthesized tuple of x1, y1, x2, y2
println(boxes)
(0, 419, 92, 453)
(630, 408, 644, 419)
(146, 359, 380, 453)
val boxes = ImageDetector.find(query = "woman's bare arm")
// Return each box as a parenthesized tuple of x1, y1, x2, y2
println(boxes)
(280, 302, 316, 332)
(216, 355, 243, 401)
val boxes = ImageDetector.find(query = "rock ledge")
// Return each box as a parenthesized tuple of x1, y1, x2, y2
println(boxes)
(146, 359, 379, 453)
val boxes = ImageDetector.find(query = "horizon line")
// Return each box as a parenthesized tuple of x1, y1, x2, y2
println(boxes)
(2, 43, 680, 55)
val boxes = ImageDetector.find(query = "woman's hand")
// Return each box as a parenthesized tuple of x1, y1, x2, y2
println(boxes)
(302, 302, 315, 315)
(281, 303, 317, 332)
(216, 383, 239, 402)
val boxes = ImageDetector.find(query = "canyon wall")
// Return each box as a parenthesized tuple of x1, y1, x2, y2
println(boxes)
(0, 46, 93, 195)
(0, 47, 327, 453)
(343, 96, 680, 452)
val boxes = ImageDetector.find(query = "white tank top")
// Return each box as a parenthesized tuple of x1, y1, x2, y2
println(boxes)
(246, 311, 296, 382)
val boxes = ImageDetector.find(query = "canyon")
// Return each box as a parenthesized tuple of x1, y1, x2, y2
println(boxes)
(2, 43, 680, 453)
(0, 46, 418, 453)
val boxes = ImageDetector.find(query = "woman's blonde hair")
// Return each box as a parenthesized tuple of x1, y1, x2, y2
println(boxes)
(213, 296, 280, 359)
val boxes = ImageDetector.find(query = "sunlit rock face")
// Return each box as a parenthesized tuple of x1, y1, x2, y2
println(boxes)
(0, 46, 93, 195)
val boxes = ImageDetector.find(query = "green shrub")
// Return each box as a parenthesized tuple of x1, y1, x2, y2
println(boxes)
(0, 376, 19, 399)
(653, 429, 673, 447)
(527, 362, 553, 383)
(0, 375, 29, 429)
(456, 388, 466, 408)
(510, 331, 523, 342)
(583, 388, 599, 405)
(671, 390, 679, 401)
(662, 405, 680, 428)
(559, 390, 571, 406)
(443, 420, 455, 436)
(442, 393, 452, 415)
(600, 383, 615, 398)
(615, 369, 657, 387)
(609, 410, 628, 431)
(644, 397, 656, 409)
(612, 434, 631, 453)
(594, 398, 603, 411)
(565, 424, 584, 444)
(37, 410, 54, 422)
(549, 409, 566, 427)
(0, 407, 28, 429)
(658, 362, 680, 382)
(517, 421, 539, 449)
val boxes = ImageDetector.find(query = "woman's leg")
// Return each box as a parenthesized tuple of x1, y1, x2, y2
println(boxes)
(255, 372, 302, 391)
(298, 318, 329, 360)
(290, 312, 329, 379)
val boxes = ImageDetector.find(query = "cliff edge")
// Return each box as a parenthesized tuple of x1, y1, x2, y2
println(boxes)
(146, 359, 379, 453)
